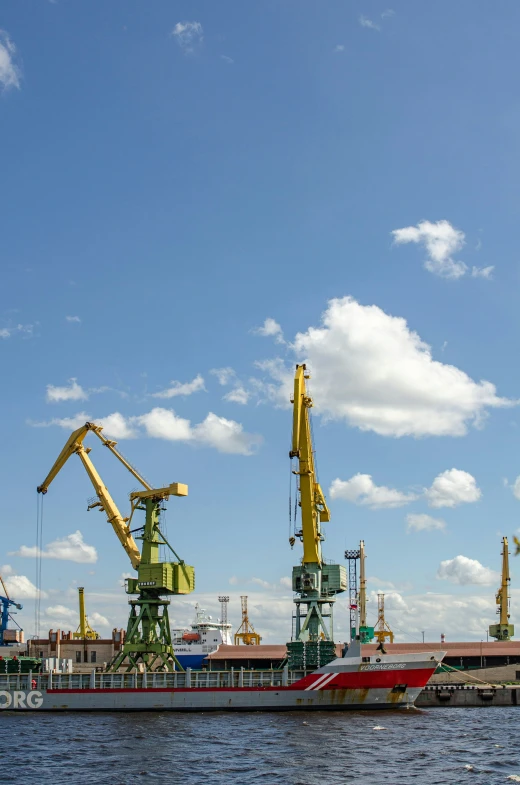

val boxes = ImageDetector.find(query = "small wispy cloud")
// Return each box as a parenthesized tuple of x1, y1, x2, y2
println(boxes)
(65, 315, 81, 323)
(220, 55, 234, 64)
(358, 15, 380, 31)
(252, 317, 285, 344)
(171, 21, 203, 53)
(334, 44, 345, 52)
(0, 323, 33, 339)
(0, 30, 21, 90)
(358, 9, 395, 32)
(471, 265, 494, 279)
(151, 374, 205, 399)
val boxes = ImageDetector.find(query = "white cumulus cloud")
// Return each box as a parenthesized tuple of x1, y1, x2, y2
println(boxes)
(65, 315, 81, 323)
(406, 513, 445, 532)
(96, 412, 137, 439)
(0, 565, 47, 599)
(253, 318, 285, 344)
(437, 555, 498, 586)
(171, 21, 203, 53)
(30, 407, 261, 455)
(11, 530, 98, 564)
(136, 407, 193, 441)
(280, 297, 511, 437)
(151, 374, 205, 399)
(425, 468, 481, 508)
(330, 474, 417, 509)
(46, 378, 88, 403)
(392, 219, 468, 279)
(0, 30, 21, 90)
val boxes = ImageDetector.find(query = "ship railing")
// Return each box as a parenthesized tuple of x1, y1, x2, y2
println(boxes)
(0, 667, 312, 692)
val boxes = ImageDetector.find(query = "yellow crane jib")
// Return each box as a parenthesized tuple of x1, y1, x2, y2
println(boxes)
(489, 536, 514, 642)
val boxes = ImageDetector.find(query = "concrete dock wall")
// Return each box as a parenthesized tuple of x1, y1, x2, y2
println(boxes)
(417, 684, 520, 707)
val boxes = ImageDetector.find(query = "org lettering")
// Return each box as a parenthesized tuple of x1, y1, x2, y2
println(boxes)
(0, 691, 43, 709)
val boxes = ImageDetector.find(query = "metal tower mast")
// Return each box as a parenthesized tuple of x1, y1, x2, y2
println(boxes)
(218, 596, 229, 627)
(344, 549, 360, 642)
(489, 537, 514, 641)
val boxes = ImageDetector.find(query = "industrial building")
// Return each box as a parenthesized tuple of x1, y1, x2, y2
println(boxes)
(27, 628, 126, 671)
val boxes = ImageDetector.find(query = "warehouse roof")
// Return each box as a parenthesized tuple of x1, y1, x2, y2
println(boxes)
(206, 641, 520, 660)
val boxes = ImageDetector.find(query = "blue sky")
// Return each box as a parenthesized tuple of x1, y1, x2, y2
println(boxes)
(1, 0, 520, 643)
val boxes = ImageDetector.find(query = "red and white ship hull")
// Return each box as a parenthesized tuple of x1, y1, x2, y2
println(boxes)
(0, 650, 444, 712)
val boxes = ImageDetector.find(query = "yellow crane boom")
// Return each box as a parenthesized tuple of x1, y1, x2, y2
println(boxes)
(37, 422, 142, 569)
(289, 364, 330, 566)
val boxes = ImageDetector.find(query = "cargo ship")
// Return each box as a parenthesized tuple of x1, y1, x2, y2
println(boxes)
(0, 646, 444, 712)
(171, 603, 232, 670)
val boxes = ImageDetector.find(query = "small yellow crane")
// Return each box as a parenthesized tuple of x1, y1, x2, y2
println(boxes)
(373, 593, 394, 645)
(489, 537, 514, 641)
(234, 596, 261, 645)
(73, 587, 100, 640)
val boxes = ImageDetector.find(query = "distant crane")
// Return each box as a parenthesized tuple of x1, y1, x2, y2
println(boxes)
(489, 537, 514, 642)
(234, 596, 261, 645)
(344, 542, 374, 643)
(373, 593, 394, 646)
(73, 588, 100, 641)
(0, 574, 23, 646)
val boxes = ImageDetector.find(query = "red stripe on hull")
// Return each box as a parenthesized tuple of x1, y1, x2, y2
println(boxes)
(293, 667, 435, 690)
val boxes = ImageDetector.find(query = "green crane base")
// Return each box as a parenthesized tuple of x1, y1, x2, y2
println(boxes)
(106, 591, 183, 673)
(489, 623, 514, 642)
(287, 640, 337, 670)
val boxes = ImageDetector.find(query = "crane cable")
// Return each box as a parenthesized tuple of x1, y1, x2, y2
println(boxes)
(34, 492, 44, 639)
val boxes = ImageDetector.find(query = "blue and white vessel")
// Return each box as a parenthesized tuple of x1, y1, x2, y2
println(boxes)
(172, 604, 232, 670)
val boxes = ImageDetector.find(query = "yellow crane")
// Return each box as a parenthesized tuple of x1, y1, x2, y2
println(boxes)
(37, 421, 194, 672)
(234, 596, 261, 645)
(373, 593, 394, 646)
(489, 537, 514, 641)
(287, 365, 346, 668)
(73, 587, 100, 641)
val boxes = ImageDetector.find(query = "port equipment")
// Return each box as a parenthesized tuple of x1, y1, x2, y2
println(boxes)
(37, 421, 195, 672)
(218, 596, 229, 627)
(0, 575, 23, 646)
(489, 537, 514, 642)
(234, 596, 261, 645)
(344, 543, 374, 644)
(287, 365, 347, 669)
(373, 593, 394, 645)
(73, 588, 100, 641)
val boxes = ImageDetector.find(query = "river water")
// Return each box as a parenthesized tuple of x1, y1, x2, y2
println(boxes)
(0, 707, 519, 784)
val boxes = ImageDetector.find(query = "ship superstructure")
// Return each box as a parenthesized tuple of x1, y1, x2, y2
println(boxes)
(172, 604, 232, 669)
